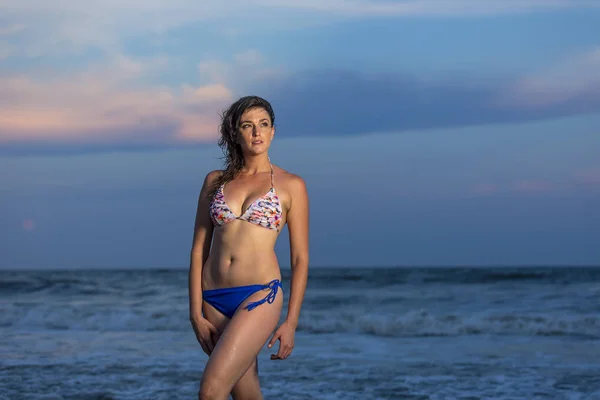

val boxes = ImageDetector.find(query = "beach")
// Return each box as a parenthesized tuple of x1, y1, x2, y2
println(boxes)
(1, 267, 599, 399)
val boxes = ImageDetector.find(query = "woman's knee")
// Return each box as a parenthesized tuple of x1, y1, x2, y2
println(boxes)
(198, 377, 229, 400)
(232, 393, 263, 400)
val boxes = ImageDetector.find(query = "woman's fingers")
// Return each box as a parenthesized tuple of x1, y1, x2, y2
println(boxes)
(267, 330, 281, 348)
(283, 345, 293, 359)
(207, 320, 219, 335)
(200, 341, 210, 356)
(271, 344, 293, 360)
(194, 318, 220, 355)
(207, 334, 216, 354)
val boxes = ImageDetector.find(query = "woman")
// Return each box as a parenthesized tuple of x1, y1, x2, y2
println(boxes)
(188, 96, 310, 400)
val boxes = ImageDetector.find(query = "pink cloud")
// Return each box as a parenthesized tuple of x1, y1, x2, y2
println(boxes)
(576, 168, 600, 184)
(498, 47, 600, 108)
(0, 55, 237, 148)
(22, 219, 35, 231)
(472, 183, 499, 194)
(512, 180, 555, 192)
(0, 24, 25, 37)
(472, 180, 564, 196)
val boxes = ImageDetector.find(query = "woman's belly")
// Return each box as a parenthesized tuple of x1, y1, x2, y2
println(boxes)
(202, 223, 281, 290)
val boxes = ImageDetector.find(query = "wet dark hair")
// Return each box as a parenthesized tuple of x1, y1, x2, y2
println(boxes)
(208, 95, 275, 197)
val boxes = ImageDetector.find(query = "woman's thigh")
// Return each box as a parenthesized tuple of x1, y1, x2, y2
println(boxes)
(202, 297, 261, 399)
(200, 288, 283, 392)
(203, 301, 230, 336)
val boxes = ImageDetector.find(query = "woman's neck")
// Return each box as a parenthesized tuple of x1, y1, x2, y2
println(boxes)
(241, 154, 271, 176)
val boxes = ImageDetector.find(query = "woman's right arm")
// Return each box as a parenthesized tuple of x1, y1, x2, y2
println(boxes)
(188, 171, 219, 353)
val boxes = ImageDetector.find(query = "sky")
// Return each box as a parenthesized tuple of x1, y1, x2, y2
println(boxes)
(1, 0, 599, 269)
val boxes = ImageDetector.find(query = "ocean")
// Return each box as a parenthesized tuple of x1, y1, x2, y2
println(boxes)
(1, 267, 599, 400)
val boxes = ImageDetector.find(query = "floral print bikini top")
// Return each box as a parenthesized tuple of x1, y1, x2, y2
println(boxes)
(209, 161, 282, 231)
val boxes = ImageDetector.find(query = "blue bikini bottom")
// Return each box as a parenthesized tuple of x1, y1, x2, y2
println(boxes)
(202, 279, 282, 319)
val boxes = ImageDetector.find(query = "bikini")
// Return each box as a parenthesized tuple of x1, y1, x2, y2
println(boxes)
(203, 160, 283, 319)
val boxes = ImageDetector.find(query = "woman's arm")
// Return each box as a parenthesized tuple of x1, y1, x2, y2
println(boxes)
(188, 171, 219, 354)
(284, 175, 310, 328)
(268, 174, 309, 360)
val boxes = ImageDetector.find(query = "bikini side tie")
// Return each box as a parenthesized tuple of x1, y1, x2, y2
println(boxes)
(245, 279, 282, 311)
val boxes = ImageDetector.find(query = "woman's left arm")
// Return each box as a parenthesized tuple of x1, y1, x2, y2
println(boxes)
(268, 175, 309, 360)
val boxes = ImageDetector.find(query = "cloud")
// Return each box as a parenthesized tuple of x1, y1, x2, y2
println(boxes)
(0, 47, 286, 154)
(499, 47, 600, 108)
(0, 54, 235, 151)
(1, 0, 598, 155)
(472, 184, 499, 195)
(471, 173, 600, 197)
(233, 49, 264, 67)
(576, 168, 600, 185)
(198, 53, 283, 87)
(2, 1, 598, 57)
(256, 62, 598, 138)
(22, 219, 34, 232)
(471, 180, 570, 196)
(511, 180, 557, 193)
(0, 24, 25, 37)
(3, 51, 599, 154)
(0, 42, 14, 61)
(260, 0, 600, 17)
(0, 1, 233, 56)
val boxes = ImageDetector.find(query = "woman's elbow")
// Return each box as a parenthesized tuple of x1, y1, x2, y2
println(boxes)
(291, 254, 309, 269)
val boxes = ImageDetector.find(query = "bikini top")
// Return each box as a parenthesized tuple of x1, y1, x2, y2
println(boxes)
(209, 161, 282, 231)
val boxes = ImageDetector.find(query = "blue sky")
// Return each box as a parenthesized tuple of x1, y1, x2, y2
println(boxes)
(1, 1, 599, 269)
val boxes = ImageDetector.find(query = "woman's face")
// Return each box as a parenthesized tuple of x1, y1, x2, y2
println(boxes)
(236, 107, 275, 156)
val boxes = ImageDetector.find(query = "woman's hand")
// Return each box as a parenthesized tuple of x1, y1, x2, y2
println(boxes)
(267, 320, 296, 360)
(190, 315, 219, 356)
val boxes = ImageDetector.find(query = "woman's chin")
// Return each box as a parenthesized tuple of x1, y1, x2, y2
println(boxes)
(245, 146, 268, 156)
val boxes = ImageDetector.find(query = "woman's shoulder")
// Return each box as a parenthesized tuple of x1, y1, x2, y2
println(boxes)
(200, 170, 224, 194)
(273, 165, 307, 193)
(204, 169, 224, 184)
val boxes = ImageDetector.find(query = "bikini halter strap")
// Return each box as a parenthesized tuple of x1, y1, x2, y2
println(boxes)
(268, 157, 275, 188)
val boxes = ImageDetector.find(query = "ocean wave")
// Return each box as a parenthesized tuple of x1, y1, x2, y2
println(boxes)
(0, 303, 186, 332)
(296, 310, 600, 339)
(0, 272, 167, 297)
(3, 304, 598, 340)
(2, 268, 599, 298)
(306, 267, 600, 287)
